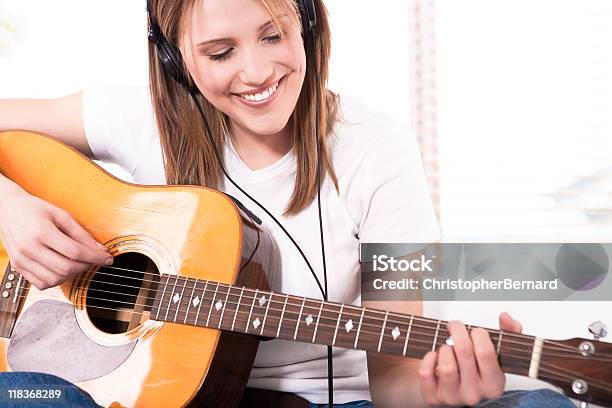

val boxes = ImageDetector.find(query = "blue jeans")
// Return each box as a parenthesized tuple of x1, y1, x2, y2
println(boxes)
(309, 389, 576, 407)
(0, 372, 100, 407)
(0, 373, 575, 407)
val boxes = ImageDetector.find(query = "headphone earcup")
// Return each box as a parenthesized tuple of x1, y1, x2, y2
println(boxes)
(297, 0, 317, 37)
(157, 38, 190, 87)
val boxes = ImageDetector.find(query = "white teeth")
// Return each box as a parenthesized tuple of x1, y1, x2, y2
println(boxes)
(240, 80, 280, 103)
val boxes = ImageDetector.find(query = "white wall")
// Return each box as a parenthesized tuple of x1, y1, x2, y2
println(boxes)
(0, 0, 412, 119)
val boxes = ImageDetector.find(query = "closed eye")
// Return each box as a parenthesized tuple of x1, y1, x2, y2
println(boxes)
(208, 34, 283, 63)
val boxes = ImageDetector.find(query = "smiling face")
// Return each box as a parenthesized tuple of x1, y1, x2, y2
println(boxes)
(180, 0, 306, 139)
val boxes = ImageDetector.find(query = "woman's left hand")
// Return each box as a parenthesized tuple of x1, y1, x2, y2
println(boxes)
(418, 312, 523, 407)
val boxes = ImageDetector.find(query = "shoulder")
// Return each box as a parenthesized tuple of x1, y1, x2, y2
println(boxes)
(330, 94, 417, 177)
(82, 84, 158, 173)
(82, 83, 154, 124)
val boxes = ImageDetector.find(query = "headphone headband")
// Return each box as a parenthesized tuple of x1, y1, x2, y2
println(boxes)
(147, 0, 317, 88)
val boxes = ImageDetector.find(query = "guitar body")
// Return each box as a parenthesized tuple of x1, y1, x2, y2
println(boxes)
(0, 130, 269, 407)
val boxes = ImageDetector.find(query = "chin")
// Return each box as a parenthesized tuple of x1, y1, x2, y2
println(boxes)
(236, 116, 290, 136)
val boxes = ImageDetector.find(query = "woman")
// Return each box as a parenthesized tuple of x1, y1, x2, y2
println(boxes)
(0, 0, 576, 407)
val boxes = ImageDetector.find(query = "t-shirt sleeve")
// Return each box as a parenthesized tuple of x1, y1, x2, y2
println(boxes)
(354, 122, 440, 244)
(82, 84, 156, 174)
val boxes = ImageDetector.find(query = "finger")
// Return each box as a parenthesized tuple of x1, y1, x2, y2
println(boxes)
(51, 209, 105, 249)
(471, 328, 505, 399)
(14, 256, 65, 290)
(43, 224, 113, 266)
(499, 312, 523, 333)
(437, 344, 461, 405)
(34, 245, 91, 278)
(419, 351, 440, 406)
(447, 321, 480, 404)
(10, 263, 46, 290)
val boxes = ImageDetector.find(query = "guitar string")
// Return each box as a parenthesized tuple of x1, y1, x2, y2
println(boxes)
(80, 267, 595, 354)
(9, 292, 612, 394)
(77, 283, 612, 363)
(78, 264, 587, 352)
(10, 289, 612, 365)
(81, 266, 583, 351)
(10, 265, 599, 356)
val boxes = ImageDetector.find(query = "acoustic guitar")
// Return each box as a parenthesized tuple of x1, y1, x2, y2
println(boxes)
(0, 130, 610, 407)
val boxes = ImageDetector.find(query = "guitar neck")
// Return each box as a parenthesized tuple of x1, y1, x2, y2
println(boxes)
(151, 275, 539, 379)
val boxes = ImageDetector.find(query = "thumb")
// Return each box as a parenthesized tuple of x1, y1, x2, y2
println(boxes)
(499, 312, 523, 333)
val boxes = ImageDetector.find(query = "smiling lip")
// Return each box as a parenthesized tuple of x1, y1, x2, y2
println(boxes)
(234, 76, 284, 109)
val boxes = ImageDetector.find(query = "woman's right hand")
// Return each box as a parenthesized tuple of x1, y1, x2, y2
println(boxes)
(0, 186, 113, 290)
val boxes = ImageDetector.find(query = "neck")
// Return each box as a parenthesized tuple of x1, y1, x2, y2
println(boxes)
(229, 120, 292, 171)
(151, 275, 541, 381)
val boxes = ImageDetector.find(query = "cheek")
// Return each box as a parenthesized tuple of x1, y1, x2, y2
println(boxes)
(187, 59, 233, 98)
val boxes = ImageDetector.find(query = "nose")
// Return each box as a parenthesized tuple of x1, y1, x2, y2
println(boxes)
(238, 47, 274, 87)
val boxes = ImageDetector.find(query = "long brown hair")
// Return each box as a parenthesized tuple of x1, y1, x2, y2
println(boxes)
(148, 0, 340, 215)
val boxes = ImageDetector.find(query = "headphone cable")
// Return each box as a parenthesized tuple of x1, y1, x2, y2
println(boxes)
(188, 90, 327, 299)
(187, 13, 333, 405)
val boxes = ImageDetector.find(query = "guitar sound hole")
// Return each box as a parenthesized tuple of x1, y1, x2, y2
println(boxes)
(86, 252, 160, 334)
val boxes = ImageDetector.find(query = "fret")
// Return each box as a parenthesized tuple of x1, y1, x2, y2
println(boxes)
(173, 277, 189, 322)
(356, 308, 382, 353)
(276, 294, 289, 338)
(183, 278, 198, 324)
(311, 301, 325, 343)
(432, 319, 441, 351)
(245, 289, 259, 334)
(205, 283, 220, 327)
(177, 278, 196, 323)
(151, 275, 167, 320)
(332, 304, 344, 346)
(231, 287, 245, 331)
(218, 284, 233, 329)
(378, 311, 389, 352)
(163, 275, 182, 321)
(497, 330, 503, 356)
(163, 275, 179, 321)
(403, 315, 414, 356)
(353, 307, 365, 349)
(293, 297, 307, 340)
(259, 291, 273, 335)
(194, 280, 208, 325)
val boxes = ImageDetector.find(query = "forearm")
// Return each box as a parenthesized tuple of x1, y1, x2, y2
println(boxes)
(368, 353, 429, 408)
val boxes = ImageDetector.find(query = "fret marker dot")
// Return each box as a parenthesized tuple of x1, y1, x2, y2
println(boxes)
(258, 295, 267, 306)
(345, 319, 353, 332)
(215, 300, 223, 311)
(192, 296, 200, 307)
(446, 337, 455, 346)
(391, 326, 401, 340)
(172, 293, 180, 304)
(252, 318, 261, 329)
(305, 315, 314, 326)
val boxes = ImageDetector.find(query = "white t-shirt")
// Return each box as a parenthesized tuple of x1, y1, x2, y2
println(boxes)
(82, 85, 440, 404)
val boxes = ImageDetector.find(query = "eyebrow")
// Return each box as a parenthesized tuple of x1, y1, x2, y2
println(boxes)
(196, 20, 274, 47)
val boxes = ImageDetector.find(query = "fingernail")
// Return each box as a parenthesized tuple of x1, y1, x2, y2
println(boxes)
(105, 257, 114, 265)
(96, 242, 107, 250)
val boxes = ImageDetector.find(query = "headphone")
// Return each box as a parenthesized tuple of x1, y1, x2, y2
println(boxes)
(146, 0, 317, 88)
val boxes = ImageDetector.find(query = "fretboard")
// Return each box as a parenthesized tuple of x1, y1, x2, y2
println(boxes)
(150, 276, 536, 378)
